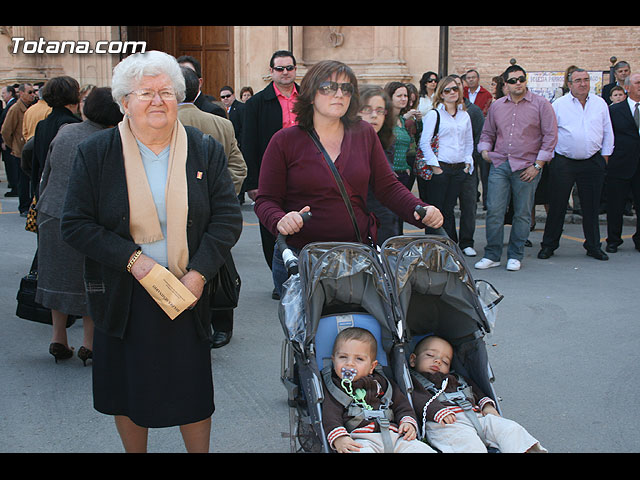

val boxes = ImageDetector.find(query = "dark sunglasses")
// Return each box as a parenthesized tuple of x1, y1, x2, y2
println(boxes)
(506, 75, 527, 85)
(426, 78, 438, 83)
(443, 86, 459, 94)
(272, 65, 296, 72)
(318, 81, 354, 97)
(220, 94, 232, 99)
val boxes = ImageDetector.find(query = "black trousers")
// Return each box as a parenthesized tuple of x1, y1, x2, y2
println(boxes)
(425, 164, 467, 242)
(541, 153, 606, 253)
(605, 167, 640, 249)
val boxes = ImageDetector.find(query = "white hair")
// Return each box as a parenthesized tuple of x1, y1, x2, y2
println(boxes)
(111, 50, 186, 113)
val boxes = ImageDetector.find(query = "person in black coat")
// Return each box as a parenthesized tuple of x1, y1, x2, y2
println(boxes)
(605, 72, 640, 253)
(30, 76, 81, 200)
(219, 85, 244, 147)
(240, 50, 300, 297)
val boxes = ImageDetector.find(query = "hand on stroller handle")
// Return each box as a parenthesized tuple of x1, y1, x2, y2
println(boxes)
(276, 209, 312, 276)
(414, 205, 447, 236)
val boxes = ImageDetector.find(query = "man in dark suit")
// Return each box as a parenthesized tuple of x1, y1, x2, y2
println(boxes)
(176, 55, 227, 118)
(219, 85, 244, 148)
(605, 72, 640, 253)
(602, 61, 631, 105)
(241, 50, 300, 298)
(1, 85, 18, 195)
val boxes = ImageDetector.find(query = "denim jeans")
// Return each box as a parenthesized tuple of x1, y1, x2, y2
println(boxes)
(272, 241, 301, 299)
(484, 161, 540, 261)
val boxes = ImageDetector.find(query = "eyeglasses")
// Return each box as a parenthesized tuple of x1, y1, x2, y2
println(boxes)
(443, 86, 459, 94)
(318, 81, 354, 97)
(272, 65, 296, 72)
(127, 89, 177, 101)
(360, 106, 387, 116)
(506, 75, 527, 85)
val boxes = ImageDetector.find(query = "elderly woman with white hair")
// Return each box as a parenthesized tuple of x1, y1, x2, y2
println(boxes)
(61, 50, 242, 452)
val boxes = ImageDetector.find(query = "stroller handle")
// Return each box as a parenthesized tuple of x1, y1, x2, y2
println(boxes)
(276, 211, 312, 276)
(414, 205, 448, 238)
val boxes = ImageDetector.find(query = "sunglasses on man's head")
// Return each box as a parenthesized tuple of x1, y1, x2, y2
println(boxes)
(506, 75, 527, 85)
(272, 65, 296, 72)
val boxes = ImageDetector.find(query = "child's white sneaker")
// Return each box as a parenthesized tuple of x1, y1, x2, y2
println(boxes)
(474, 258, 500, 269)
(506, 259, 521, 271)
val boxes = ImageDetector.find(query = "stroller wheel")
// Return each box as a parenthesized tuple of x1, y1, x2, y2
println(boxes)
(297, 413, 323, 453)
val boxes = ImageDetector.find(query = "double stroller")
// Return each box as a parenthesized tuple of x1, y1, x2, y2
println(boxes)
(279, 229, 503, 453)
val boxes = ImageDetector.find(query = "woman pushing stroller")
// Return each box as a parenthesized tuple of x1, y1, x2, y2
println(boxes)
(254, 60, 443, 297)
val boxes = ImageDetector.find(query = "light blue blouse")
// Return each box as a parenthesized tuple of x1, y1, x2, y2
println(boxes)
(137, 139, 170, 267)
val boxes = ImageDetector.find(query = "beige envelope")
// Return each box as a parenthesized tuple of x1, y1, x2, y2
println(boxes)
(138, 264, 197, 320)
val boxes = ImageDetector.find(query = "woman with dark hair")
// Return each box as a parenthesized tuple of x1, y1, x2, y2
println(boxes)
(255, 60, 443, 296)
(37, 87, 123, 364)
(384, 81, 414, 191)
(358, 84, 401, 243)
(418, 71, 439, 116)
(31, 76, 81, 199)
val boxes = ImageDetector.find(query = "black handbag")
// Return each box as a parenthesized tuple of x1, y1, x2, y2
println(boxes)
(200, 132, 242, 311)
(210, 254, 241, 311)
(16, 253, 76, 327)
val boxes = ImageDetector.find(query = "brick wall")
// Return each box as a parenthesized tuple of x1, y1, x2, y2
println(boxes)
(448, 26, 640, 87)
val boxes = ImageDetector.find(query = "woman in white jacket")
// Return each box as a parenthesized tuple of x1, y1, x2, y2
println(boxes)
(418, 75, 473, 242)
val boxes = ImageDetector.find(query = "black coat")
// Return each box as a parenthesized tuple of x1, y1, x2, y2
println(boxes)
(31, 106, 81, 198)
(607, 100, 640, 180)
(240, 81, 301, 191)
(227, 99, 245, 146)
(61, 125, 243, 340)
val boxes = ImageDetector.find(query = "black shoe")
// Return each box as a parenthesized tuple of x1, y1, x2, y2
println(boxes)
(586, 249, 609, 260)
(605, 243, 619, 253)
(4, 190, 18, 197)
(49, 343, 74, 363)
(524, 239, 532, 247)
(211, 330, 232, 349)
(271, 288, 280, 300)
(537, 247, 554, 259)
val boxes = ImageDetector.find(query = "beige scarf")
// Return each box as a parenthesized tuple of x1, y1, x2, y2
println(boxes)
(119, 116, 189, 277)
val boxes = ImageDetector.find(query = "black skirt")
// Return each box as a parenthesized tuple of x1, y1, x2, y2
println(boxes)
(92, 281, 214, 428)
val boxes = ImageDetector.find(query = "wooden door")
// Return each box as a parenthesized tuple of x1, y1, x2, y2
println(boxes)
(126, 25, 234, 100)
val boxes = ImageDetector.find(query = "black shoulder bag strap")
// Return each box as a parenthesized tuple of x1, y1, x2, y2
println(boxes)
(308, 129, 362, 243)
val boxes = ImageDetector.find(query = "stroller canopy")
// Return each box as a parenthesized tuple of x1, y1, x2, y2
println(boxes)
(380, 235, 492, 343)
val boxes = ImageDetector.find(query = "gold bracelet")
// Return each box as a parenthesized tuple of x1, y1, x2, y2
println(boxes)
(126, 249, 142, 273)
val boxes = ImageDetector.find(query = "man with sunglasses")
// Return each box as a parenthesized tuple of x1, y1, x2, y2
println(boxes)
(241, 50, 300, 299)
(475, 65, 558, 271)
(219, 85, 244, 148)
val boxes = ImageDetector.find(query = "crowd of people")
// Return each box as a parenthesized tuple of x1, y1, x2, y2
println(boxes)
(1, 49, 638, 453)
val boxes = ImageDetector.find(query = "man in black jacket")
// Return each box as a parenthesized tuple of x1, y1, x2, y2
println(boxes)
(602, 61, 631, 105)
(605, 72, 640, 253)
(177, 55, 227, 118)
(241, 50, 300, 298)
(219, 85, 244, 148)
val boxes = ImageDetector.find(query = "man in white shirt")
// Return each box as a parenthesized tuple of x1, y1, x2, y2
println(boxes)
(538, 69, 614, 260)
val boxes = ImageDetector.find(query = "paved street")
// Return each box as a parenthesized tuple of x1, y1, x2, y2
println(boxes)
(1, 174, 639, 453)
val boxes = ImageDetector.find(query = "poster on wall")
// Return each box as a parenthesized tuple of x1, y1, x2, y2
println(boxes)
(526, 71, 605, 102)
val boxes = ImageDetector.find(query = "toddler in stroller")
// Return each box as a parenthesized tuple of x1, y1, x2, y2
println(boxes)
(322, 327, 435, 453)
(409, 335, 547, 453)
